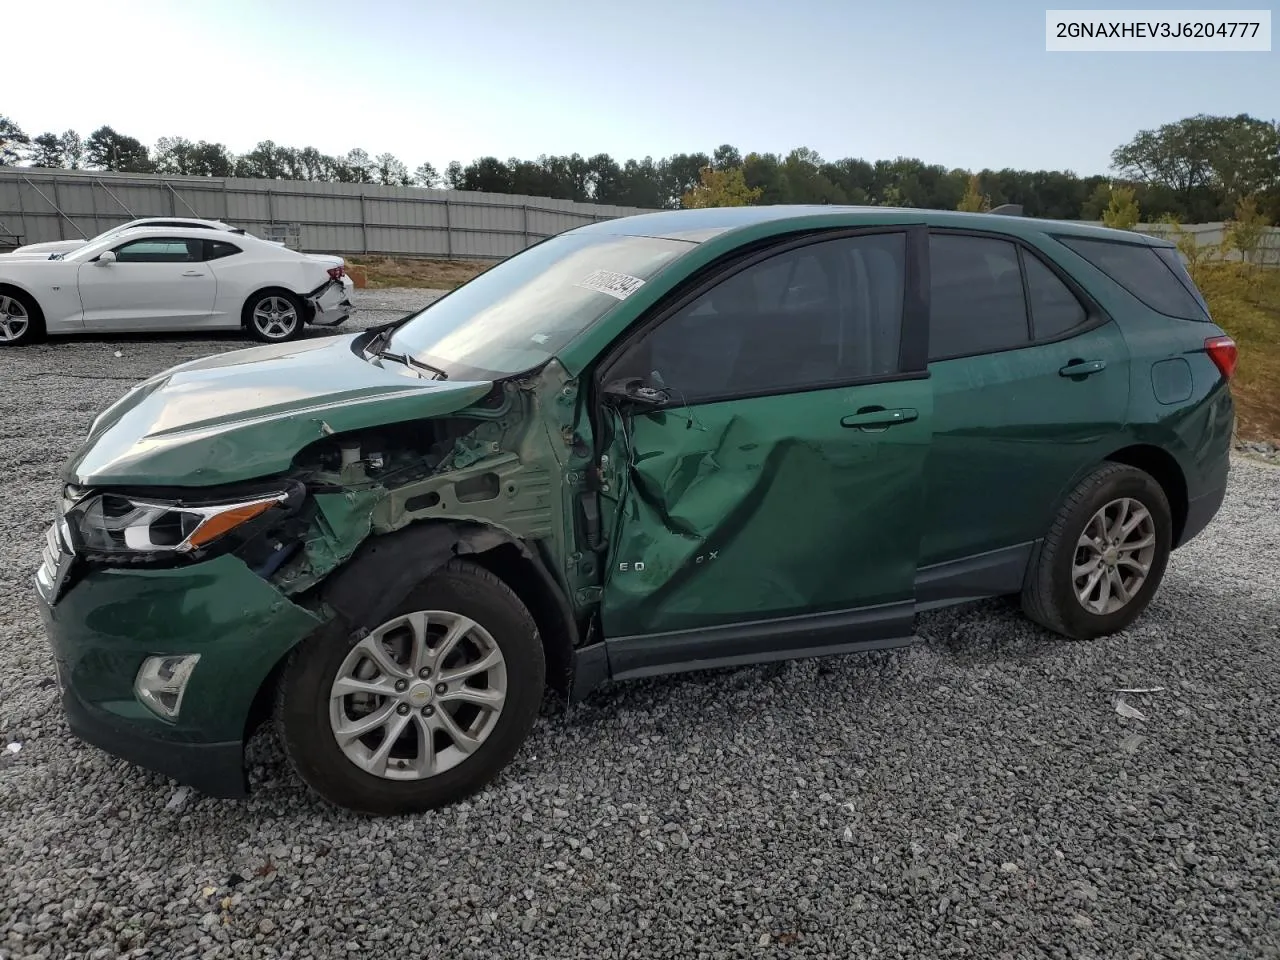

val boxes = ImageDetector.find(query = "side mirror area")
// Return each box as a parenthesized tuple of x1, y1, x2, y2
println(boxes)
(95, 250, 117, 266)
(600, 377, 668, 410)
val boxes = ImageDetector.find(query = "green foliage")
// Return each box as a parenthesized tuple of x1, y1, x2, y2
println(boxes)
(1194, 262, 1280, 440)
(957, 174, 990, 212)
(0, 115, 29, 165)
(85, 126, 153, 172)
(26, 132, 65, 168)
(1111, 114, 1280, 220)
(1223, 195, 1270, 265)
(2, 111, 1277, 220)
(413, 162, 440, 188)
(680, 165, 763, 208)
(155, 137, 235, 177)
(1102, 186, 1140, 230)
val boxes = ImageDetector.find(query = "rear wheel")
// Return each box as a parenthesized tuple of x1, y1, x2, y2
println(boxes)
(0, 289, 44, 346)
(1021, 462, 1173, 640)
(276, 559, 545, 815)
(244, 289, 305, 343)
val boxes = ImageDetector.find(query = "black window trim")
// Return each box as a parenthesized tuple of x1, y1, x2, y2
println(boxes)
(924, 227, 1112, 364)
(1051, 232, 1209, 322)
(593, 224, 931, 411)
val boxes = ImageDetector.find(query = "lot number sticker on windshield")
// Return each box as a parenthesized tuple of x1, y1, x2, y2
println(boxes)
(576, 269, 646, 300)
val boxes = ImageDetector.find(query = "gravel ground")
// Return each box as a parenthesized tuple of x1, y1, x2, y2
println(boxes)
(1, 289, 1278, 959)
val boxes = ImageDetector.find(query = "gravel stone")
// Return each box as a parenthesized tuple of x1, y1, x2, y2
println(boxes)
(1, 289, 1278, 957)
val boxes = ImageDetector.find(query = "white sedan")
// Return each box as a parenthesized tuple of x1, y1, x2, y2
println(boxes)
(0, 225, 353, 346)
(4, 217, 246, 258)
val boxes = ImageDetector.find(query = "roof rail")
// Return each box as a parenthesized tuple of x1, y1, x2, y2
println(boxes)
(989, 204, 1023, 216)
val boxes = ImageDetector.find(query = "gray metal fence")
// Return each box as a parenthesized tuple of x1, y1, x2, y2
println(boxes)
(0, 168, 657, 259)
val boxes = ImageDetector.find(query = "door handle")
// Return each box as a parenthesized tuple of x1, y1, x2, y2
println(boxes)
(1059, 358, 1107, 378)
(840, 407, 919, 430)
(182, 270, 205, 277)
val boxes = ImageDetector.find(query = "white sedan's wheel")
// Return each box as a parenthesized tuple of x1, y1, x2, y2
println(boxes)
(245, 291, 303, 343)
(0, 291, 41, 346)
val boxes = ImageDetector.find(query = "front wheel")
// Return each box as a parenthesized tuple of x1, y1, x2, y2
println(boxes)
(0, 289, 45, 346)
(275, 559, 546, 815)
(1021, 462, 1173, 640)
(243, 290, 305, 343)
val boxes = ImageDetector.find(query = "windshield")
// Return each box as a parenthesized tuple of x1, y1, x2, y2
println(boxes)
(384, 231, 691, 378)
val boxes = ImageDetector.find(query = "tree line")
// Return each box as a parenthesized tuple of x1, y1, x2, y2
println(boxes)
(0, 113, 1276, 224)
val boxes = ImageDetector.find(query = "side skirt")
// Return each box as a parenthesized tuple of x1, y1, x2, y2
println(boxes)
(913, 541, 1038, 612)
(569, 601, 916, 702)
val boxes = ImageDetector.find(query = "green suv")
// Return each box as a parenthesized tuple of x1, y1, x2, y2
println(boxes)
(34, 206, 1236, 815)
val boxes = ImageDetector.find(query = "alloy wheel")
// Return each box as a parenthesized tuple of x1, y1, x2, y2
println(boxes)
(1072, 497, 1157, 615)
(0, 295, 30, 342)
(328, 610, 508, 780)
(251, 296, 298, 340)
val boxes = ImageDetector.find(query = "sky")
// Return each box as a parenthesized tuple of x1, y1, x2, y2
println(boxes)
(5, 0, 1276, 177)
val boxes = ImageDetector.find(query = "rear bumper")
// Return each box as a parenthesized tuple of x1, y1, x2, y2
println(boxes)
(306, 278, 352, 327)
(1176, 480, 1227, 548)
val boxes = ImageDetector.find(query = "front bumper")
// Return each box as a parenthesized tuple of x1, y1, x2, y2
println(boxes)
(56, 668, 249, 798)
(306, 278, 353, 327)
(35, 549, 322, 797)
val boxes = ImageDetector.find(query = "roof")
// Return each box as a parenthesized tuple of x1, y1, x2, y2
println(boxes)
(570, 204, 1172, 247)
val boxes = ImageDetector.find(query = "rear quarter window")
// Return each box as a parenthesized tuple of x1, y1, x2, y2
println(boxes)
(1057, 236, 1209, 321)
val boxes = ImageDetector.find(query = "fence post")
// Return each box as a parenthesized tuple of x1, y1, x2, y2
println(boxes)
(522, 203, 529, 250)
(359, 192, 368, 255)
(52, 178, 66, 240)
(444, 199, 453, 258)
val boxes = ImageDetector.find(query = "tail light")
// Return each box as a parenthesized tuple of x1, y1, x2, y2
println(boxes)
(1204, 335, 1238, 381)
(327, 265, 345, 280)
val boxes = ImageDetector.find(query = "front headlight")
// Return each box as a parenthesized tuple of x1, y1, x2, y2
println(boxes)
(65, 487, 296, 562)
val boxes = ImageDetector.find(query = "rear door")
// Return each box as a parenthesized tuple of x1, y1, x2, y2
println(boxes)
(916, 231, 1131, 601)
(594, 227, 933, 677)
(77, 237, 216, 331)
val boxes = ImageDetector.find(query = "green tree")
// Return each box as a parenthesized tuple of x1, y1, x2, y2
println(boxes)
(957, 174, 990, 212)
(60, 130, 84, 169)
(343, 148, 374, 183)
(1223, 195, 1270, 266)
(375, 152, 411, 186)
(156, 137, 235, 177)
(712, 144, 742, 170)
(413, 162, 440, 188)
(1101, 186, 1141, 230)
(26, 132, 66, 168)
(85, 126, 153, 172)
(0, 115, 30, 165)
(680, 165, 762, 208)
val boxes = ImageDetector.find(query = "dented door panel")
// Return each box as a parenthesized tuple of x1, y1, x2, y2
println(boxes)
(600, 379, 932, 639)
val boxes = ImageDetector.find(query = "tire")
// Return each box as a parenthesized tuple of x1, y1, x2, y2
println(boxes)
(0, 287, 46, 346)
(276, 559, 545, 815)
(243, 289, 305, 344)
(1021, 462, 1173, 640)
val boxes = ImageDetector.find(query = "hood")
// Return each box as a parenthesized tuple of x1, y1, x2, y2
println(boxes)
(12, 239, 85, 256)
(64, 334, 494, 488)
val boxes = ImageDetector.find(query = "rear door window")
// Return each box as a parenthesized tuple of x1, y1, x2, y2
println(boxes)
(1057, 236, 1208, 321)
(927, 235, 1029, 359)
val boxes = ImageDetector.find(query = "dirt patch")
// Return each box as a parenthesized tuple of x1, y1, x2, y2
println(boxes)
(344, 256, 490, 290)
